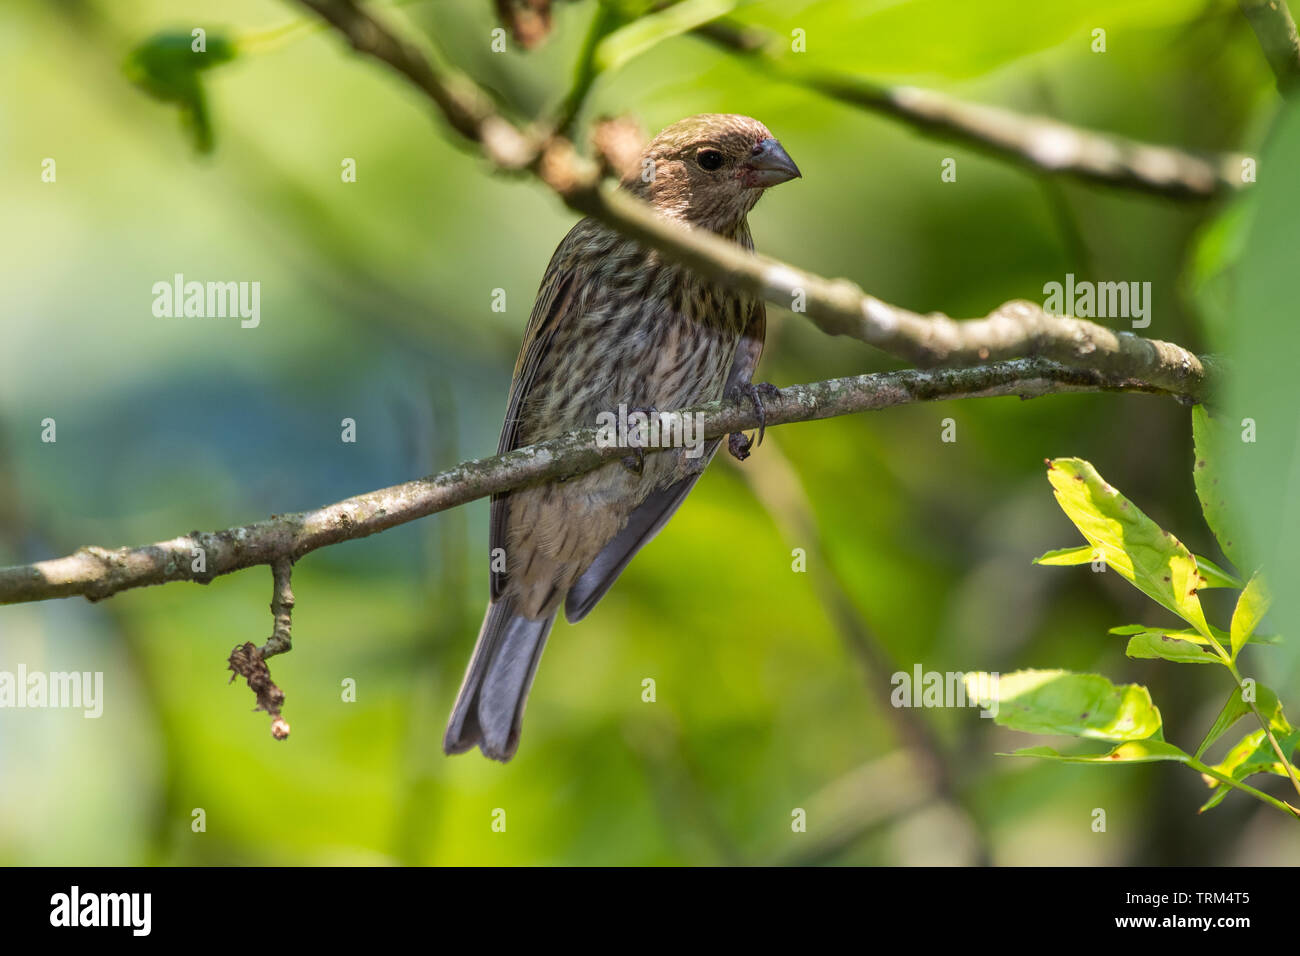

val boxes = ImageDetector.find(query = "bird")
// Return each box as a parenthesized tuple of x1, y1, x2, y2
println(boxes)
(444, 113, 801, 761)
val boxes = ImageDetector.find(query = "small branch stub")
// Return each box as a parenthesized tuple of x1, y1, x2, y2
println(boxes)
(226, 560, 296, 739)
(263, 559, 295, 659)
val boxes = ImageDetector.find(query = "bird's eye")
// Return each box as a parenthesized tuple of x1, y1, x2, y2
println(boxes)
(696, 149, 724, 171)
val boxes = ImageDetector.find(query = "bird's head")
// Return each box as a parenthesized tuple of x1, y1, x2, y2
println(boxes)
(625, 113, 801, 235)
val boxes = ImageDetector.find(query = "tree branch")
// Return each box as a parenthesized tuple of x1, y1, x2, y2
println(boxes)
(0, 2, 1220, 608)
(1240, 0, 1300, 96)
(292, 0, 1213, 406)
(560, 181, 1213, 401)
(0, 360, 1198, 606)
(695, 19, 1249, 199)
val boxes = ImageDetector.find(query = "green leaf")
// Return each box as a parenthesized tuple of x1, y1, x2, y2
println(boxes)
(1198, 785, 1233, 812)
(1039, 546, 1241, 585)
(596, 0, 744, 72)
(1124, 630, 1222, 665)
(1108, 624, 1278, 647)
(1230, 572, 1271, 660)
(1033, 545, 1099, 566)
(1046, 458, 1212, 639)
(964, 669, 1162, 741)
(732, 0, 1206, 81)
(1192, 554, 1245, 589)
(1194, 100, 1300, 722)
(1195, 685, 1282, 760)
(1191, 406, 1251, 574)
(1198, 692, 1298, 809)
(1004, 740, 1189, 763)
(123, 31, 238, 154)
(1200, 727, 1300, 811)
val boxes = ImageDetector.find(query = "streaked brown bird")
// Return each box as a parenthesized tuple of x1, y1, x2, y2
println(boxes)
(445, 113, 800, 760)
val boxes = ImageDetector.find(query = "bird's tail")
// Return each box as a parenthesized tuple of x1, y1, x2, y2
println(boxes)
(443, 596, 555, 761)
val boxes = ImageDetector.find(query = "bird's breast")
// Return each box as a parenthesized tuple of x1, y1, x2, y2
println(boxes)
(518, 229, 754, 441)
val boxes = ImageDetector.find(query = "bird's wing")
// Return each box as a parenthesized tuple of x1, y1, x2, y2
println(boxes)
(488, 238, 582, 600)
(563, 299, 767, 623)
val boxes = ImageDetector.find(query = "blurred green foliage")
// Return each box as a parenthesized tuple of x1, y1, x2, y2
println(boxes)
(2, 0, 1298, 864)
(124, 30, 238, 153)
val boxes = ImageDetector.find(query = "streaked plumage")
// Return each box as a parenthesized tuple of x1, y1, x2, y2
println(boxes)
(445, 114, 800, 760)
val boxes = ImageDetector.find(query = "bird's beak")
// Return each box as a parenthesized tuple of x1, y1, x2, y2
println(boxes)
(743, 138, 801, 188)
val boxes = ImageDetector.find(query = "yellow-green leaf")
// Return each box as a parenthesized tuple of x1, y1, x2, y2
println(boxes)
(1229, 572, 1271, 660)
(1033, 545, 1098, 566)
(596, 0, 743, 72)
(1108, 624, 1278, 647)
(1124, 631, 1222, 665)
(964, 669, 1162, 741)
(1046, 458, 1212, 639)
(1199, 726, 1300, 811)
(1005, 740, 1189, 763)
(1193, 554, 1245, 589)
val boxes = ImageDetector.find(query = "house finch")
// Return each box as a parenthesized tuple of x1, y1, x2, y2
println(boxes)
(445, 114, 800, 760)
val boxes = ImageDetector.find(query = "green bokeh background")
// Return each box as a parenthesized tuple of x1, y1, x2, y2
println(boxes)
(2, 0, 1297, 864)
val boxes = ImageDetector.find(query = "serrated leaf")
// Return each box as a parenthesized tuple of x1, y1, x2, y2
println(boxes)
(1192, 406, 1251, 574)
(1230, 572, 1271, 660)
(1046, 458, 1212, 639)
(964, 669, 1162, 741)
(1124, 631, 1223, 665)
(1004, 740, 1189, 763)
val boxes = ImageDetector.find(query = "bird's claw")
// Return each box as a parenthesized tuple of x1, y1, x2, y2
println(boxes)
(727, 382, 780, 461)
(621, 447, 645, 474)
(620, 404, 658, 475)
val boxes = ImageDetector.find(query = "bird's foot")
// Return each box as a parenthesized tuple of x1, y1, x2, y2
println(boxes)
(621, 448, 645, 474)
(620, 405, 659, 475)
(726, 382, 780, 461)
